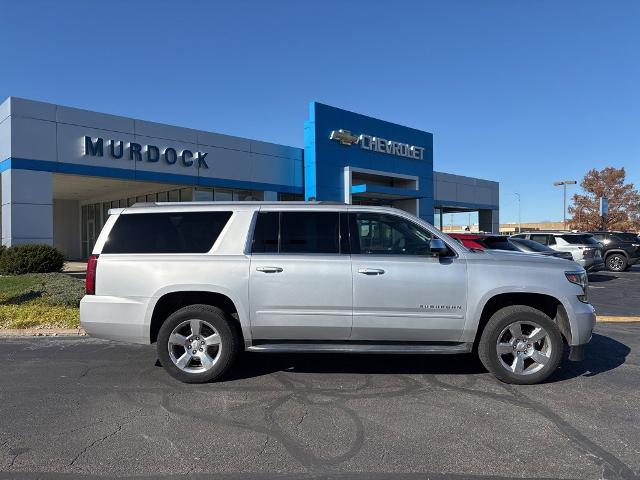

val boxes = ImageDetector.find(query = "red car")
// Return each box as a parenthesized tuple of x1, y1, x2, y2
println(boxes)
(448, 233, 518, 251)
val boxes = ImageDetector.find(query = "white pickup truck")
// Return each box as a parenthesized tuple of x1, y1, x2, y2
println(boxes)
(81, 202, 595, 384)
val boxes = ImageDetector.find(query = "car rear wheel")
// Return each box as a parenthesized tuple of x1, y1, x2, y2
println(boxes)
(478, 305, 563, 384)
(606, 253, 627, 272)
(157, 304, 239, 383)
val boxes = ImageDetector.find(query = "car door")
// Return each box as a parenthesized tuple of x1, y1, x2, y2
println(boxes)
(249, 209, 352, 340)
(349, 211, 467, 342)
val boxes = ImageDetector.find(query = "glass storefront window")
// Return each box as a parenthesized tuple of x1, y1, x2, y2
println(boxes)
(233, 190, 263, 201)
(180, 188, 192, 202)
(194, 188, 213, 201)
(168, 189, 180, 202)
(157, 191, 168, 202)
(215, 188, 233, 201)
(278, 193, 304, 201)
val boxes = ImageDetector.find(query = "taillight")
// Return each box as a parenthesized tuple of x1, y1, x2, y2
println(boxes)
(86, 255, 98, 295)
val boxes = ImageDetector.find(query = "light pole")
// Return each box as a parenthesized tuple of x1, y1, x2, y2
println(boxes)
(514, 192, 521, 233)
(553, 180, 577, 230)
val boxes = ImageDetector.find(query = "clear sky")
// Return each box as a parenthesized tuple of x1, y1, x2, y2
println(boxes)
(1, 0, 638, 223)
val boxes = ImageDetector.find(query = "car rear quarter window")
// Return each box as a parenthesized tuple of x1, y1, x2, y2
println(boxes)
(103, 211, 232, 254)
(560, 234, 599, 245)
(530, 234, 550, 246)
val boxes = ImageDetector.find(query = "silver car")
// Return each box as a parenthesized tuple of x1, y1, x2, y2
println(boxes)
(511, 232, 604, 272)
(81, 203, 595, 385)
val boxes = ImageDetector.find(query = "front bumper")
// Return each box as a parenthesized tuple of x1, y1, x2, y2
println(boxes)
(565, 296, 596, 361)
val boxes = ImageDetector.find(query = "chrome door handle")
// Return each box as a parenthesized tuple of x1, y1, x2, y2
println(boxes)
(358, 268, 385, 275)
(256, 266, 283, 273)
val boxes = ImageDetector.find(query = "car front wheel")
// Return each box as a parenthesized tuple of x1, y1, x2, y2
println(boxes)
(478, 305, 563, 384)
(606, 253, 627, 272)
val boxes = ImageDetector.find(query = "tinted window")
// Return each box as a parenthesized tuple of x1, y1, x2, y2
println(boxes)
(480, 237, 519, 251)
(511, 238, 554, 253)
(280, 212, 340, 254)
(251, 212, 279, 253)
(530, 234, 550, 246)
(351, 213, 432, 255)
(103, 211, 232, 254)
(560, 234, 599, 245)
(614, 233, 639, 243)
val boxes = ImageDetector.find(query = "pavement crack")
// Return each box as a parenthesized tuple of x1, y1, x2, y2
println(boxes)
(425, 375, 638, 480)
(67, 408, 143, 467)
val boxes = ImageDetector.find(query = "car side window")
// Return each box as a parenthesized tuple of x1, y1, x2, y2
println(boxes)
(252, 212, 279, 253)
(252, 211, 343, 254)
(350, 212, 432, 255)
(280, 212, 340, 254)
(530, 234, 549, 246)
(548, 235, 556, 245)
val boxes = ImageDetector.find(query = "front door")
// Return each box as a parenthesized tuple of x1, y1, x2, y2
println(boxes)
(349, 211, 467, 342)
(249, 210, 352, 340)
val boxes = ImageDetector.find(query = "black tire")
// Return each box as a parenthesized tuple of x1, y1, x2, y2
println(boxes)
(157, 304, 239, 383)
(478, 305, 563, 385)
(606, 253, 628, 272)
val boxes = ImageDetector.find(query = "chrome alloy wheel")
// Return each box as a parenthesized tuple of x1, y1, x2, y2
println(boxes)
(496, 321, 552, 376)
(167, 319, 222, 374)
(608, 255, 625, 271)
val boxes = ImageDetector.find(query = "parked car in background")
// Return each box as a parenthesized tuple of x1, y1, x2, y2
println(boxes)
(587, 231, 640, 272)
(510, 232, 604, 272)
(509, 237, 576, 261)
(448, 233, 520, 251)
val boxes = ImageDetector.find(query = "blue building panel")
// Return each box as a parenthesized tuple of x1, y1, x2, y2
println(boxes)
(304, 102, 434, 222)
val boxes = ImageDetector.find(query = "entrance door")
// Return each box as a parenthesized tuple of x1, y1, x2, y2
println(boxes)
(249, 210, 352, 340)
(349, 211, 467, 342)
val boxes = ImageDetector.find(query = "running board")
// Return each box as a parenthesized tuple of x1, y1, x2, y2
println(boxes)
(247, 342, 473, 354)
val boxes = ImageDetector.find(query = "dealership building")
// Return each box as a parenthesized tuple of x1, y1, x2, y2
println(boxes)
(0, 97, 499, 259)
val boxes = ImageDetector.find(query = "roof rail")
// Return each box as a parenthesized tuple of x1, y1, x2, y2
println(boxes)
(128, 200, 350, 208)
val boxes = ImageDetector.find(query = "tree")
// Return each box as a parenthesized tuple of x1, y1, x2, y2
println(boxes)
(568, 167, 640, 232)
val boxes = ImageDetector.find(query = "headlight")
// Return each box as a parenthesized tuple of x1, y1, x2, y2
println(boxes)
(565, 270, 588, 302)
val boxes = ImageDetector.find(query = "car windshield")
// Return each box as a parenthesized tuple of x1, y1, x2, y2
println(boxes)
(480, 236, 520, 251)
(511, 238, 554, 252)
(559, 234, 600, 245)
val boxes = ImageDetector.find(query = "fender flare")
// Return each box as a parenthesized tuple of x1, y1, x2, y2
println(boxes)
(144, 284, 251, 345)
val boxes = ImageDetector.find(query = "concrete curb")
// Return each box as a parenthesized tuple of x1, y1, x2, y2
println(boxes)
(0, 327, 86, 337)
(596, 316, 640, 323)
(0, 317, 638, 338)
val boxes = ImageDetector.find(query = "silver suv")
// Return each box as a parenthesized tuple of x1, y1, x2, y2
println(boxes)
(511, 232, 604, 272)
(80, 203, 595, 385)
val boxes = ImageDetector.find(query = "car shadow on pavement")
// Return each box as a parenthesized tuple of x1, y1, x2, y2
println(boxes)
(551, 332, 631, 381)
(222, 333, 630, 383)
(588, 273, 618, 282)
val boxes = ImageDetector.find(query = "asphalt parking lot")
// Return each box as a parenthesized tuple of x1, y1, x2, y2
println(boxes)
(0, 320, 638, 480)
(589, 264, 640, 317)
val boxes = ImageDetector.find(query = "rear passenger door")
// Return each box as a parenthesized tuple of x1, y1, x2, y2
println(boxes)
(248, 210, 352, 340)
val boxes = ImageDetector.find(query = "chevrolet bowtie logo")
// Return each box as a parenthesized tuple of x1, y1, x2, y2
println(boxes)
(329, 129, 360, 146)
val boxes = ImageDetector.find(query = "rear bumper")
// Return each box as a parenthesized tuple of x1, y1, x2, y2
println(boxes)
(80, 295, 150, 345)
(582, 258, 604, 272)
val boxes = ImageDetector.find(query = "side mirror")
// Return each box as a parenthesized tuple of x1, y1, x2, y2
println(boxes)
(429, 238, 448, 256)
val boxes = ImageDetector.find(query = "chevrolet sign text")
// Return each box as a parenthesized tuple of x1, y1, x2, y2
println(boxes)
(329, 130, 425, 160)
